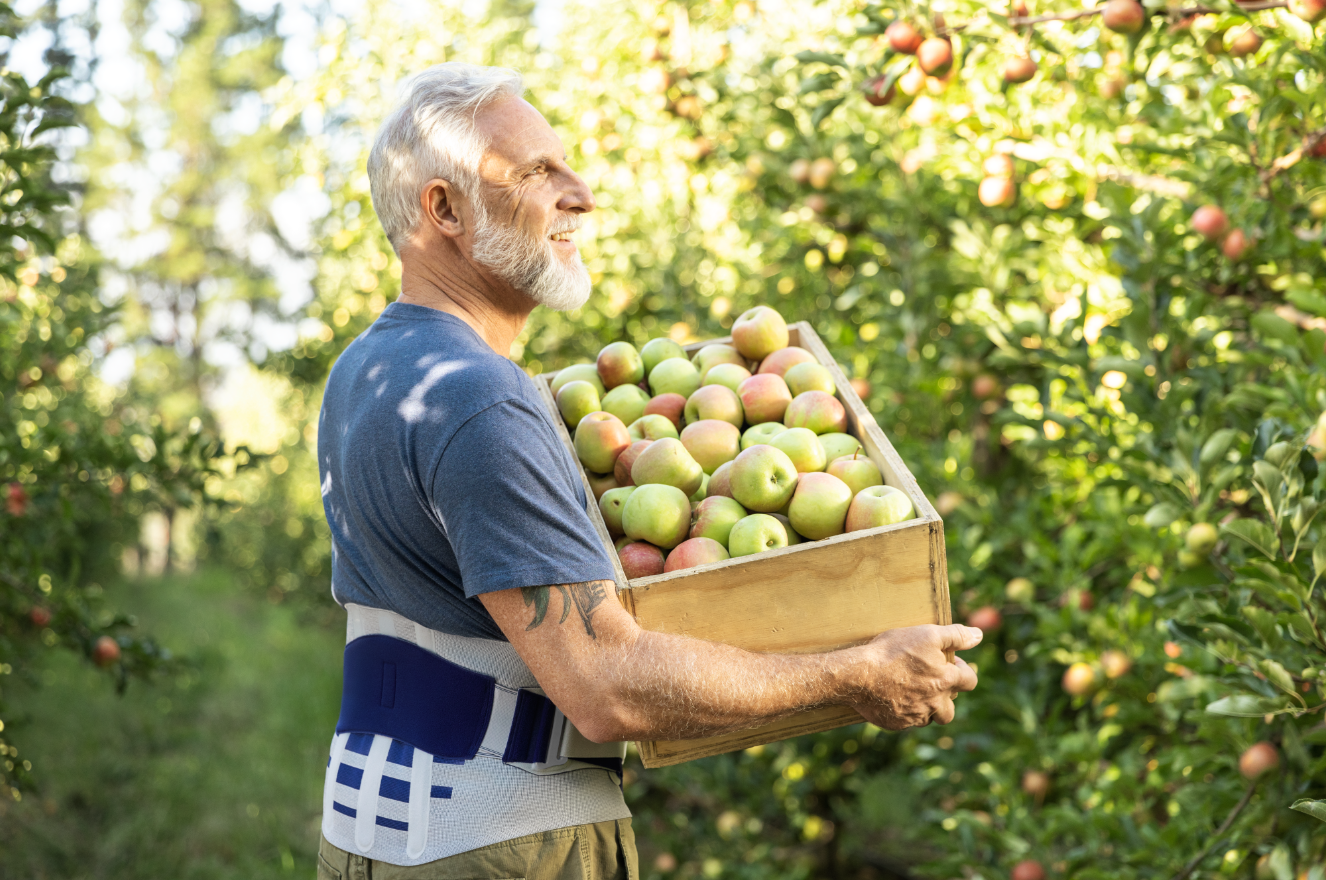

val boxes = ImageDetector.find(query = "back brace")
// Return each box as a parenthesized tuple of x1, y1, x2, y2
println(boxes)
(321, 604, 630, 866)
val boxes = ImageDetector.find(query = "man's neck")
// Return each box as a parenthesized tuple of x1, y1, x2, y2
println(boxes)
(397, 252, 532, 359)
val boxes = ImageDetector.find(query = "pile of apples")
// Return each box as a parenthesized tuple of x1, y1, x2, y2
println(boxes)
(548, 305, 915, 579)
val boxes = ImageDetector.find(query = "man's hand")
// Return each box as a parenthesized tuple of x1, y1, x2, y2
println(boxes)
(846, 624, 982, 731)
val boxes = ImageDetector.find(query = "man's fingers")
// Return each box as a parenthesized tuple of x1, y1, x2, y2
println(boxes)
(946, 656, 979, 692)
(935, 623, 984, 652)
(932, 698, 956, 725)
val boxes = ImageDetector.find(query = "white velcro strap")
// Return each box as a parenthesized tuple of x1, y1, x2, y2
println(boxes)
(355, 736, 391, 852)
(405, 745, 431, 859)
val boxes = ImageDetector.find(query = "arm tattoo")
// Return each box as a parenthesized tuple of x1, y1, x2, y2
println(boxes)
(521, 581, 608, 639)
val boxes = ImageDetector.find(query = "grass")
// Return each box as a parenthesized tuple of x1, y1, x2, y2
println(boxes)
(0, 569, 343, 880)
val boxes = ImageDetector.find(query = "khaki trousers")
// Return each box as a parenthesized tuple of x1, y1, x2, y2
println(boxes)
(317, 819, 638, 880)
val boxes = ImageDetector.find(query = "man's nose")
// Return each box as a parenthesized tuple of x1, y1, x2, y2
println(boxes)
(558, 170, 596, 214)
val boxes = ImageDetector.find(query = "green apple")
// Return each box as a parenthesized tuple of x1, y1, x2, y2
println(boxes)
(691, 495, 747, 545)
(702, 362, 752, 393)
(551, 363, 605, 397)
(597, 341, 645, 389)
(680, 419, 741, 475)
(630, 437, 704, 496)
(737, 373, 793, 424)
(728, 513, 789, 557)
(643, 393, 686, 430)
(574, 411, 630, 474)
(664, 537, 730, 573)
(758, 346, 816, 378)
(622, 484, 693, 549)
(614, 535, 633, 552)
(602, 383, 650, 426)
(784, 362, 836, 397)
(599, 486, 636, 536)
(742, 422, 787, 450)
(845, 485, 915, 531)
(771, 513, 804, 545)
(788, 472, 853, 539)
(708, 461, 734, 498)
(640, 337, 688, 375)
(691, 473, 709, 503)
(684, 385, 743, 428)
(618, 541, 666, 578)
(784, 390, 847, 434)
(556, 380, 601, 428)
(649, 357, 702, 399)
(693, 343, 746, 379)
(614, 439, 652, 485)
(628, 414, 680, 442)
(819, 432, 862, 462)
(827, 454, 883, 495)
(771, 426, 827, 473)
(731, 305, 790, 360)
(729, 444, 799, 512)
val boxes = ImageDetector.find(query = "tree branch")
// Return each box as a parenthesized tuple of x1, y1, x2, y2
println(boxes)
(1171, 782, 1257, 880)
(1008, 1, 1286, 26)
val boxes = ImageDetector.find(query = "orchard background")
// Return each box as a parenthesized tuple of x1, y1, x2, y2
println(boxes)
(3, 0, 1326, 876)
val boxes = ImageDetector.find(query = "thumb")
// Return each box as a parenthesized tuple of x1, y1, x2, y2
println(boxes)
(937, 623, 983, 652)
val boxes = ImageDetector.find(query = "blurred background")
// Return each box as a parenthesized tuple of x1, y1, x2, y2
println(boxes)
(3, 0, 1326, 877)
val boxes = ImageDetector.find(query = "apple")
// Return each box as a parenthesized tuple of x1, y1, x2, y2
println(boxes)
(691, 495, 748, 545)
(789, 158, 811, 184)
(886, 20, 924, 54)
(1227, 27, 1262, 57)
(784, 391, 847, 434)
(738, 373, 794, 424)
(29, 606, 51, 627)
(644, 393, 687, 430)
(967, 606, 1002, 632)
(1291, 0, 1326, 21)
(649, 357, 702, 399)
(979, 176, 1016, 208)
(631, 437, 705, 496)
(1191, 205, 1229, 241)
(1222, 229, 1251, 261)
(707, 461, 735, 498)
(742, 421, 788, 450)
(691, 473, 709, 503)
(1165, 641, 1183, 659)
(680, 420, 742, 475)
(898, 63, 928, 96)
(845, 485, 915, 530)
(771, 513, 804, 544)
(1239, 742, 1279, 780)
(916, 38, 952, 76)
(601, 383, 650, 427)
(685, 385, 744, 427)
(784, 362, 836, 397)
(92, 635, 121, 667)
(772, 427, 828, 473)
(628, 414, 680, 443)
(827, 453, 883, 495)
(983, 154, 1015, 178)
(731, 306, 790, 360)
(615, 440, 652, 485)
(614, 535, 632, 552)
(758, 346, 816, 378)
(1101, 0, 1145, 33)
(556, 380, 602, 428)
(702, 362, 752, 393)
(619, 541, 666, 578)
(1011, 861, 1045, 880)
(729, 444, 800, 512)
(692, 343, 746, 378)
(1186, 522, 1218, 554)
(551, 363, 605, 397)
(622, 483, 694, 549)
(808, 158, 835, 190)
(1002, 56, 1037, 84)
(599, 487, 637, 536)
(972, 374, 1000, 400)
(597, 341, 645, 389)
(1006, 577, 1035, 603)
(586, 471, 619, 501)
(640, 337, 688, 375)
(788, 472, 853, 539)
(1100, 649, 1132, 679)
(1021, 770, 1049, 798)
(664, 537, 730, 572)
(574, 411, 631, 474)
(727, 513, 790, 558)
(819, 432, 863, 462)
(1062, 661, 1096, 696)
(862, 74, 897, 107)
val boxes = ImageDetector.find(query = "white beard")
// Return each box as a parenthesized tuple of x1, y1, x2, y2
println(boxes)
(470, 200, 592, 312)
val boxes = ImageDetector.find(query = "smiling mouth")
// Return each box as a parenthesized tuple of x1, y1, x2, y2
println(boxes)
(550, 231, 575, 242)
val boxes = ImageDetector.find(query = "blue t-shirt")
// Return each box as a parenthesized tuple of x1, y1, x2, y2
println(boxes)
(317, 302, 616, 640)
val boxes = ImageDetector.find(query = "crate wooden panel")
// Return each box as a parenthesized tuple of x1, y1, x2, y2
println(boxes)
(535, 322, 950, 768)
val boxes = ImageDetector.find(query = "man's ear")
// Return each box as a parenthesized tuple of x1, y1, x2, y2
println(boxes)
(420, 178, 466, 240)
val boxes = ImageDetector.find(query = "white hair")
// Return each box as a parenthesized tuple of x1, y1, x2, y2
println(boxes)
(368, 63, 524, 252)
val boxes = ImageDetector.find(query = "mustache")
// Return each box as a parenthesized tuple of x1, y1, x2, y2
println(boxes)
(547, 217, 581, 236)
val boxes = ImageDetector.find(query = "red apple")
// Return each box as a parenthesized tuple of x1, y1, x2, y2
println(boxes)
(1100, 649, 1132, 679)
(1011, 861, 1046, 880)
(1222, 229, 1251, 261)
(92, 635, 121, 667)
(886, 20, 924, 54)
(664, 537, 730, 572)
(1227, 27, 1262, 57)
(983, 155, 1015, 178)
(596, 341, 645, 389)
(1291, 0, 1326, 21)
(574, 411, 631, 474)
(586, 471, 619, 501)
(1101, 0, 1145, 33)
(618, 541, 666, 579)
(916, 38, 953, 76)
(967, 606, 1002, 632)
(29, 606, 52, 627)
(1062, 662, 1096, 696)
(738, 373, 794, 424)
(6, 482, 28, 516)
(614, 440, 653, 486)
(862, 74, 897, 107)
(1191, 205, 1229, 241)
(759, 347, 817, 378)
(644, 393, 686, 430)
(972, 374, 1000, 399)
(1002, 56, 1037, 84)
(731, 306, 790, 361)
(850, 378, 871, 399)
(1239, 742, 1279, 779)
(784, 390, 847, 434)
(979, 176, 1016, 208)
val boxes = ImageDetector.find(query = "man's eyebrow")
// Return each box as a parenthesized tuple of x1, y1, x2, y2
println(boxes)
(514, 153, 569, 174)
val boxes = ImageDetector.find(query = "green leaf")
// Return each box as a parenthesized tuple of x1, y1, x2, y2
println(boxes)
(810, 96, 845, 130)
(1291, 799, 1326, 822)
(1222, 519, 1281, 559)
(1199, 428, 1239, 466)
(1143, 502, 1181, 528)
(1261, 659, 1298, 695)
(798, 71, 841, 94)
(1252, 311, 1300, 345)
(1313, 537, 1326, 578)
(1287, 288, 1326, 318)
(1206, 694, 1297, 716)
(794, 51, 846, 67)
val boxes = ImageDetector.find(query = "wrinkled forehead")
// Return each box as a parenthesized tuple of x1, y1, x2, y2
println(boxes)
(474, 96, 565, 180)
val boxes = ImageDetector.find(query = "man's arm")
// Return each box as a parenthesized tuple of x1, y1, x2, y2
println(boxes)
(480, 581, 981, 744)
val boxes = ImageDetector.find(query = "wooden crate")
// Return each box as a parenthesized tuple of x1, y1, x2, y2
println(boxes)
(535, 322, 950, 768)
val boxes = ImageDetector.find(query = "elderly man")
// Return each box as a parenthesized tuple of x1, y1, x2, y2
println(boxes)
(315, 62, 981, 879)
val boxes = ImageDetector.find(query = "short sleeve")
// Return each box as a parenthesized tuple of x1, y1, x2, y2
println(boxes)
(430, 398, 617, 597)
